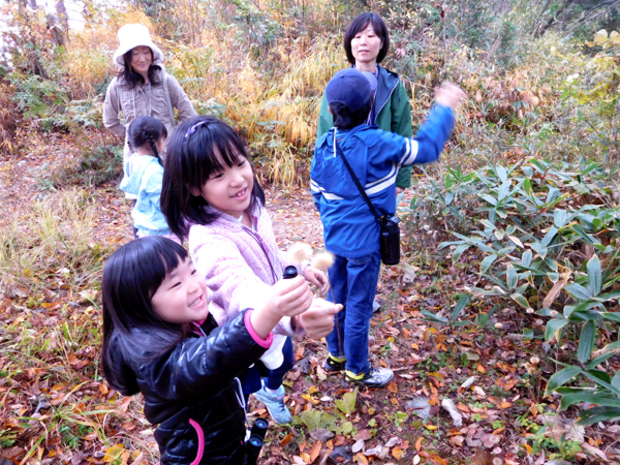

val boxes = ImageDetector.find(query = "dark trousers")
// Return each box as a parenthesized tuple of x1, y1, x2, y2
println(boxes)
(326, 251, 382, 375)
(239, 336, 294, 405)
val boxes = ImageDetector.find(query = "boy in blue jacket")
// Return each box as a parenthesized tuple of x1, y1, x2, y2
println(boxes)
(311, 68, 465, 387)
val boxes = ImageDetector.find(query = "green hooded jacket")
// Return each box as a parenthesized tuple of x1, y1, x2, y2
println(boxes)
(317, 65, 413, 188)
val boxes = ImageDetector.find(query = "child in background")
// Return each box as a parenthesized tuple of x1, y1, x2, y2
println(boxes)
(161, 116, 341, 424)
(120, 116, 176, 240)
(101, 236, 316, 464)
(311, 69, 465, 388)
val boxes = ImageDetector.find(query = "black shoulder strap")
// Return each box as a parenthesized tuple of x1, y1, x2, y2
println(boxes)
(333, 132, 382, 223)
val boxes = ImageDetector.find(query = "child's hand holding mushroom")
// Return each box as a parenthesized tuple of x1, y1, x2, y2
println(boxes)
(287, 243, 331, 296)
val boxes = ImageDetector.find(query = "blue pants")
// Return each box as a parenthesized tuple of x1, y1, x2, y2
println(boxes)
(239, 336, 294, 405)
(326, 251, 381, 375)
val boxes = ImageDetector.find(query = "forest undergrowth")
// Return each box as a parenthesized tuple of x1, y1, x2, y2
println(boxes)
(0, 0, 619, 464)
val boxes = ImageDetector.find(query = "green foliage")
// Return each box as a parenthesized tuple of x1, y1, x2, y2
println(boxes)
(556, 30, 620, 163)
(334, 387, 358, 415)
(422, 293, 471, 327)
(45, 144, 123, 189)
(424, 157, 619, 424)
(9, 74, 68, 127)
(298, 408, 353, 436)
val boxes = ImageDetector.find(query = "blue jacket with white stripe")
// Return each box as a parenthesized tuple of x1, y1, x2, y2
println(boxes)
(310, 105, 455, 258)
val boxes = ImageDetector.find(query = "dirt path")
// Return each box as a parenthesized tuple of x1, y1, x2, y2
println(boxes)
(265, 186, 325, 251)
(0, 140, 324, 250)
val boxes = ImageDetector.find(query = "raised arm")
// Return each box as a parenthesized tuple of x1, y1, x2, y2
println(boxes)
(400, 82, 466, 166)
(190, 231, 304, 336)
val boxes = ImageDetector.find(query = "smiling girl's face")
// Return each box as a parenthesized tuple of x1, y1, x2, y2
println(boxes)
(191, 152, 254, 218)
(151, 258, 210, 324)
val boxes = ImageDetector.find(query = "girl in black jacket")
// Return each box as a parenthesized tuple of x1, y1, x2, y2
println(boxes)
(101, 236, 315, 464)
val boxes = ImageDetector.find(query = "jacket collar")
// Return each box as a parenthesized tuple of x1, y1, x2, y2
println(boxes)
(329, 124, 373, 153)
(374, 65, 400, 119)
(204, 204, 260, 227)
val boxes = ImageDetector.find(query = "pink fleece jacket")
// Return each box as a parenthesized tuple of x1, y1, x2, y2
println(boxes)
(189, 205, 305, 338)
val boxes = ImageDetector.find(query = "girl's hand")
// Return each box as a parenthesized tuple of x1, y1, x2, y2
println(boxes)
(303, 266, 330, 296)
(296, 298, 342, 339)
(251, 276, 313, 339)
(435, 82, 466, 110)
(266, 276, 313, 318)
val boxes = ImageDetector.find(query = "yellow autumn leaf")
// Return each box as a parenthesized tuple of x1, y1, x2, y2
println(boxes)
(594, 29, 608, 43)
(102, 444, 125, 462)
(392, 446, 403, 459)
(424, 424, 438, 430)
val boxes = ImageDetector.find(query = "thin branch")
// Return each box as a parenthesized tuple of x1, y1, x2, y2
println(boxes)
(565, 0, 620, 36)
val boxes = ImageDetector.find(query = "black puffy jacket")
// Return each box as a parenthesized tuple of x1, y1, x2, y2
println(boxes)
(107, 310, 269, 464)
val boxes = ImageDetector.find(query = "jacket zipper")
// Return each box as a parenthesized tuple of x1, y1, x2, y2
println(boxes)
(234, 217, 280, 284)
(375, 76, 399, 122)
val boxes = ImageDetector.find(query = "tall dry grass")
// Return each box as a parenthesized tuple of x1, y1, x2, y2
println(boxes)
(57, 2, 346, 185)
(0, 189, 106, 297)
(55, 1, 616, 184)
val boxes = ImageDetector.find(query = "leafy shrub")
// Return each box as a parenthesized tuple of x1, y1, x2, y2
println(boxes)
(416, 158, 620, 423)
(0, 78, 17, 154)
(45, 144, 123, 189)
(9, 74, 69, 128)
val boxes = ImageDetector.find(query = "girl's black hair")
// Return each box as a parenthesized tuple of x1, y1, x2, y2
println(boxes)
(101, 236, 189, 393)
(161, 115, 266, 240)
(343, 12, 390, 65)
(330, 100, 373, 130)
(127, 116, 168, 163)
(118, 48, 162, 88)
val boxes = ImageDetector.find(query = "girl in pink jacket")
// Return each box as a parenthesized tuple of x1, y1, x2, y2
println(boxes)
(161, 116, 339, 424)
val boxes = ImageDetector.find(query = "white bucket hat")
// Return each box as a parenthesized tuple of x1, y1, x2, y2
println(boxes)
(112, 24, 164, 68)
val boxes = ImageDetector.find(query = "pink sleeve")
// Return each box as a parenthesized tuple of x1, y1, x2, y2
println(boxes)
(244, 310, 273, 348)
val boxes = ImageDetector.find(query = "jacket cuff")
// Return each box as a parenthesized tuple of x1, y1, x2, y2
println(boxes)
(244, 310, 273, 348)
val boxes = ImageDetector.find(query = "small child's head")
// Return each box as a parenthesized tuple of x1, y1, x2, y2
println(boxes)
(326, 68, 374, 130)
(127, 116, 167, 161)
(101, 236, 209, 390)
(161, 116, 265, 238)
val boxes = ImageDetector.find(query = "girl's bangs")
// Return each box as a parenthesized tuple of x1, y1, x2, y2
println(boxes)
(102, 237, 188, 333)
(195, 136, 248, 183)
(156, 241, 188, 277)
(129, 238, 188, 298)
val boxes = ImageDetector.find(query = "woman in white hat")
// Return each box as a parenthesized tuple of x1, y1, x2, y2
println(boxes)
(103, 24, 197, 162)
